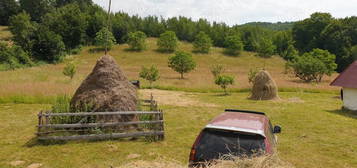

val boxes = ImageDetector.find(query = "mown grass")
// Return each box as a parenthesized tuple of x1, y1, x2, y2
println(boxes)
(0, 92, 356, 168)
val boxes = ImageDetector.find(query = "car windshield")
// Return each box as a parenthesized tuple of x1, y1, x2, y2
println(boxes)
(195, 128, 265, 162)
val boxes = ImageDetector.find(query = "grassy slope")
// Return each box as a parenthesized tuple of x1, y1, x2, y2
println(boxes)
(0, 92, 356, 168)
(0, 37, 338, 99)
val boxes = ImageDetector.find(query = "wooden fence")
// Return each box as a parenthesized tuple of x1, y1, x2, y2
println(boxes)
(36, 99, 164, 141)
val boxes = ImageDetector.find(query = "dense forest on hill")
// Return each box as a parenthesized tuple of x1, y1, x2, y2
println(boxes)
(0, 0, 357, 73)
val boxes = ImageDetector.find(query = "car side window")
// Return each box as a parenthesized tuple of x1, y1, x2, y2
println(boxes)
(268, 121, 276, 144)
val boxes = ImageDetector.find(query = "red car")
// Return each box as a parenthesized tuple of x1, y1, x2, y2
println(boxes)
(189, 109, 281, 166)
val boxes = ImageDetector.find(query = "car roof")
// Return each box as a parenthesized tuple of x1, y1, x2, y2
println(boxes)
(205, 111, 269, 137)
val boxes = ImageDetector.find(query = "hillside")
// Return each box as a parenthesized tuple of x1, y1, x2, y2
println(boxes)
(0, 38, 338, 99)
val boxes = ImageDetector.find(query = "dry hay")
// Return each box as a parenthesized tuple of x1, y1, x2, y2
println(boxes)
(250, 70, 279, 100)
(70, 55, 138, 123)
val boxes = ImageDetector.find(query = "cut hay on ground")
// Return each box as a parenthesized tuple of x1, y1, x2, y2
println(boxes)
(250, 70, 279, 100)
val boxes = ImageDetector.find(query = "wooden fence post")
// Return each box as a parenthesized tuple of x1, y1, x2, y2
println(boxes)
(38, 111, 43, 136)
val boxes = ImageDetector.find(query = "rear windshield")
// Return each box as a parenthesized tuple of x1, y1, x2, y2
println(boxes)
(194, 129, 265, 162)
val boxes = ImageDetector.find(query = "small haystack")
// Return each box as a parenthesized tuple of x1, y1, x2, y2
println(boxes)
(70, 55, 138, 123)
(250, 70, 279, 100)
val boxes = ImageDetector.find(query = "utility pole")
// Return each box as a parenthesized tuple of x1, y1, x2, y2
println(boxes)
(105, 0, 112, 55)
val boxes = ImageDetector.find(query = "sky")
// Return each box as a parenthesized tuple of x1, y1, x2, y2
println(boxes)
(93, 0, 357, 25)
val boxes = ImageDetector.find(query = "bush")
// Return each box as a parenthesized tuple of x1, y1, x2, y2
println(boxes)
(257, 38, 276, 58)
(193, 31, 212, 53)
(127, 31, 147, 51)
(95, 27, 116, 50)
(31, 26, 66, 63)
(290, 49, 337, 82)
(224, 35, 244, 56)
(210, 64, 225, 77)
(0, 42, 32, 70)
(168, 51, 196, 79)
(215, 75, 234, 95)
(248, 68, 259, 84)
(139, 65, 159, 88)
(157, 31, 178, 52)
(63, 62, 76, 79)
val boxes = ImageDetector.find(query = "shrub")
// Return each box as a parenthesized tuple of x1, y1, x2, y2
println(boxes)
(257, 38, 276, 58)
(210, 64, 225, 77)
(139, 65, 160, 88)
(0, 42, 32, 70)
(290, 49, 337, 82)
(248, 68, 259, 84)
(168, 51, 196, 79)
(157, 31, 178, 52)
(193, 31, 212, 53)
(215, 75, 234, 95)
(224, 35, 244, 56)
(95, 27, 116, 50)
(127, 31, 147, 51)
(63, 62, 76, 79)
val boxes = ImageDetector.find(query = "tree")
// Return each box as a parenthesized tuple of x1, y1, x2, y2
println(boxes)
(257, 37, 276, 58)
(273, 31, 293, 56)
(290, 49, 337, 82)
(157, 31, 178, 52)
(19, 0, 53, 22)
(0, 0, 20, 25)
(282, 43, 299, 61)
(139, 65, 159, 88)
(31, 26, 66, 63)
(9, 12, 35, 51)
(210, 64, 225, 77)
(193, 31, 212, 53)
(215, 75, 234, 95)
(0, 42, 32, 70)
(127, 31, 147, 51)
(224, 35, 244, 56)
(168, 51, 196, 79)
(42, 3, 88, 49)
(95, 27, 116, 50)
(63, 62, 76, 79)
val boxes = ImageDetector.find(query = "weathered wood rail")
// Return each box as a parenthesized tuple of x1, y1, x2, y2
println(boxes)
(37, 98, 164, 141)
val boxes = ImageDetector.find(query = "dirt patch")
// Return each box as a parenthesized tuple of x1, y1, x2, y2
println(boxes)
(9, 160, 25, 166)
(139, 89, 217, 107)
(27, 163, 42, 168)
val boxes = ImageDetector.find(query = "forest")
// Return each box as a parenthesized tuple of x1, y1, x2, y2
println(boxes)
(1, 0, 357, 73)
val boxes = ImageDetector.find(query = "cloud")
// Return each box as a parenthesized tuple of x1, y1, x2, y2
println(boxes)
(93, 0, 357, 25)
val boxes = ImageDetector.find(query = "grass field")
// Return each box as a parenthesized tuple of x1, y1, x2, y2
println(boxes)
(1, 28, 355, 168)
(0, 91, 356, 168)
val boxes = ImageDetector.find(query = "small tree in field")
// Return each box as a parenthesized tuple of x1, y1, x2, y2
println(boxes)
(157, 31, 178, 52)
(290, 49, 337, 82)
(193, 31, 212, 53)
(127, 31, 147, 51)
(210, 64, 225, 77)
(248, 68, 259, 84)
(215, 75, 234, 95)
(168, 51, 196, 79)
(139, 65, 159, 88)
(95, 27, 116, 50)
(224, 35, 244, 56)
(257, 38, 276, 58)
(63, 62, 76, 80)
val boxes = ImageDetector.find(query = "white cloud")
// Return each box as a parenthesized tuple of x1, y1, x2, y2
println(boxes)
(93, 0, 357, 25)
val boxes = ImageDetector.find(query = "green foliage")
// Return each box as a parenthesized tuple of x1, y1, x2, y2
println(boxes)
(157, 31, 178, 52)
(0, 42, 33, 70)
(273, 31, 293, 56)
(210, 64, 225, 77)
(257, 37, 276, 58)
(139, 65, 160, 88)
(9, 11, 35, 51)
(0, 0, 20, 25)
(248, 68, 259, 84)
(193, 31, 212, 53)
(168, 51, 196, 79)
(351, 45, 357, 62)
(42, 3, 88, 49)
(290, 49, 337, 82)
(224, 35, 244, 56)
(31, 26, 65, 63)
(127, 31, 147, 51)
(282, 44, 299, 61)
(19, 0, 53, 22)
(215, 75, 234, 95)
(63, 62, 76, 79)
(95, 27, 116, 50)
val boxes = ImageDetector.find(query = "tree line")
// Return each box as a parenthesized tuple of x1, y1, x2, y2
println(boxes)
(1, 0, 357, 82)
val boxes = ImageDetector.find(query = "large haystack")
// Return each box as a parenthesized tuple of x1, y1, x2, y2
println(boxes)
(250, 70, 279, 100)
(70, 55, 138, 123)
